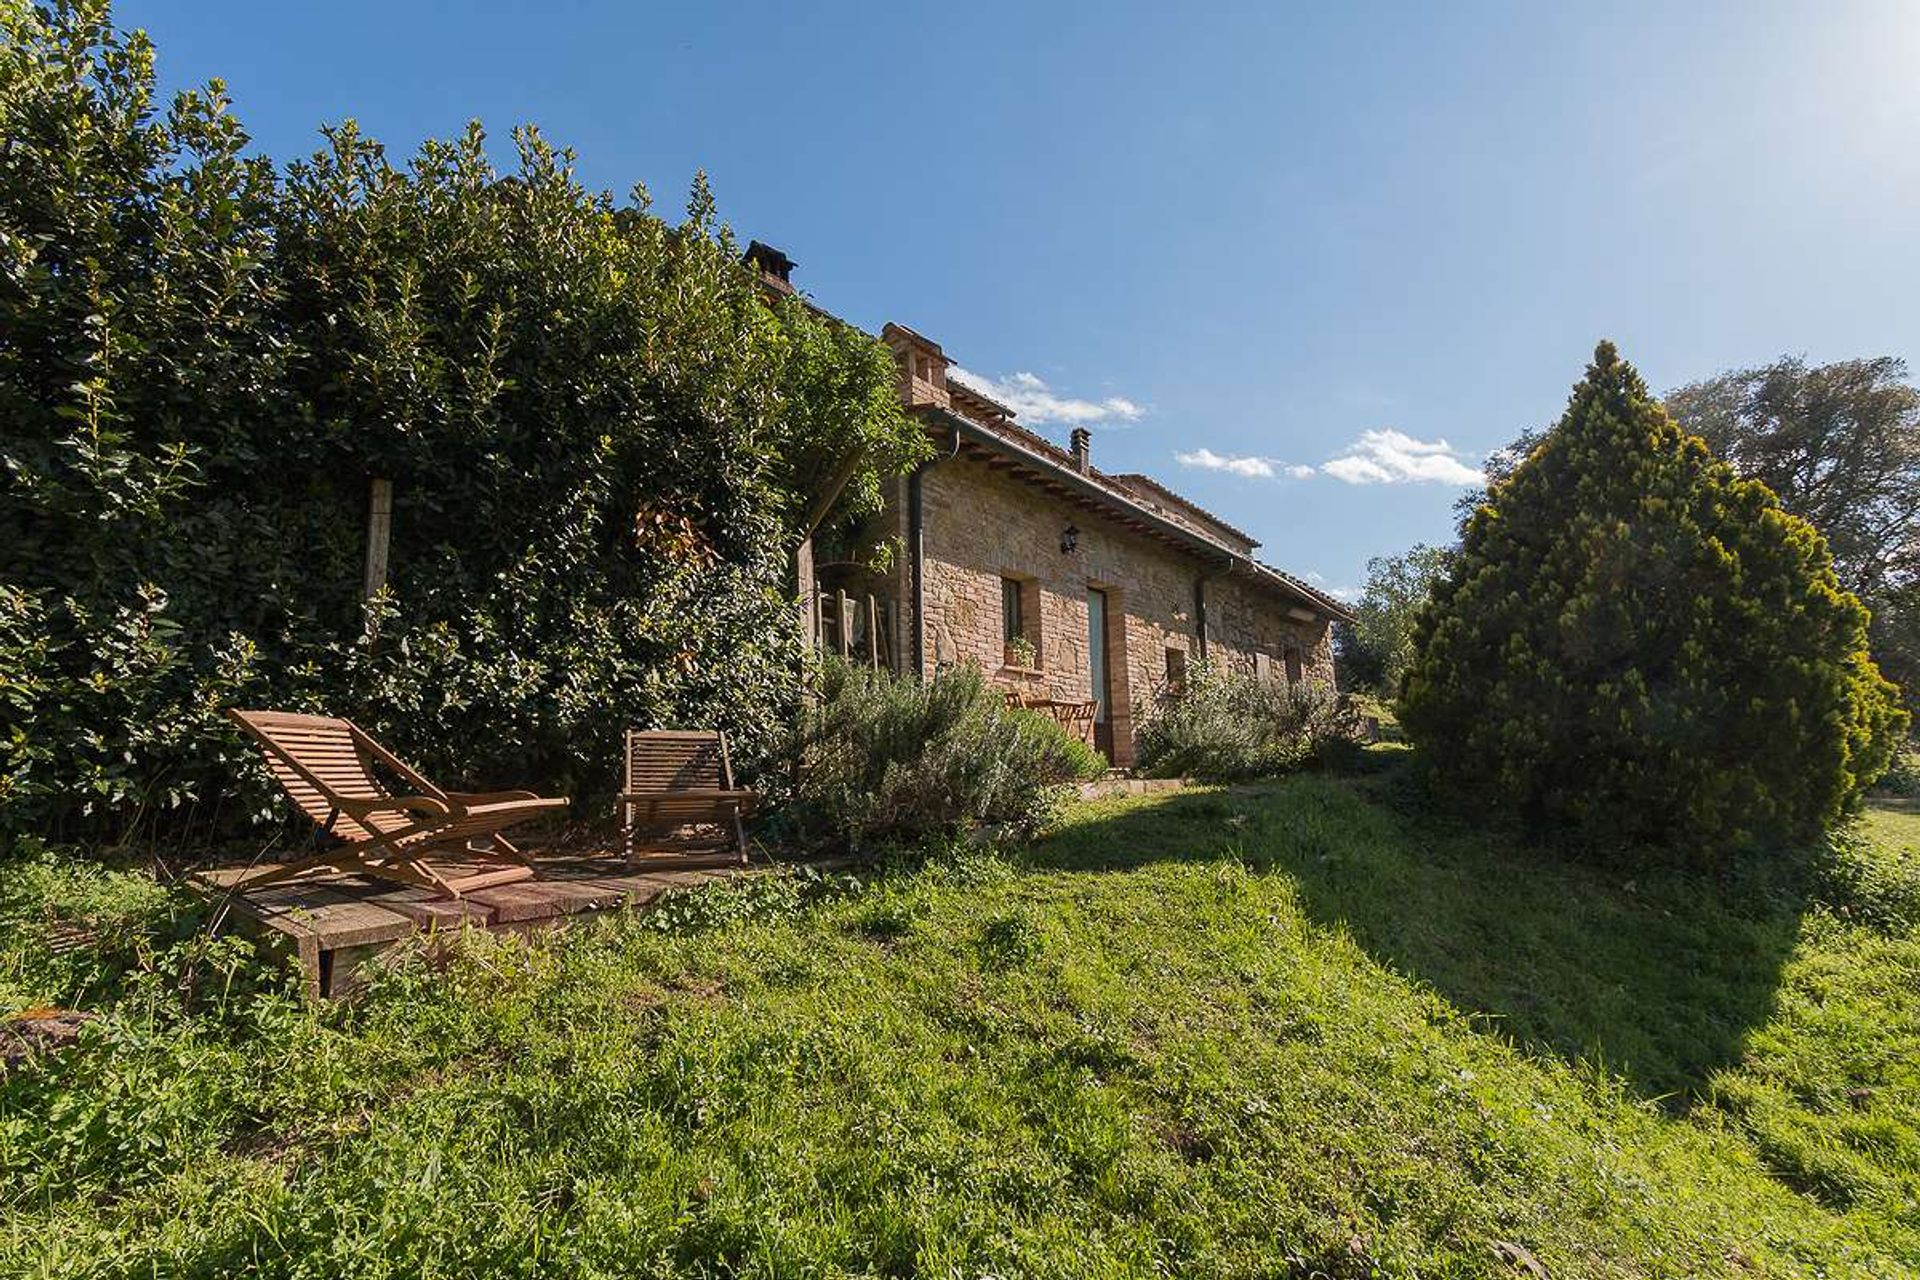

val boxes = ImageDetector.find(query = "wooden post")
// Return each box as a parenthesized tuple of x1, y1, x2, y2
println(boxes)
(836, 588, 852, 657)
(866, 595, 880, 668)
(363, 478, 393, 632)
(795, 536, 817, 644)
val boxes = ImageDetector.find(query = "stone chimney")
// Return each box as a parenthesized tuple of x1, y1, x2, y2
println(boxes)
(743, 241, 796, 296)
(1070, 427, 1091, 473)
(880, 322, 950, 410)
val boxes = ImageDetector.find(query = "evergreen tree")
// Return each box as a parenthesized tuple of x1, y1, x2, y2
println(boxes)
(1401, 342, 1905, 862)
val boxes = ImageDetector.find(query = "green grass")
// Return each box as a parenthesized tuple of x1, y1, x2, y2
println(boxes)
(1, 771, 1917, 1277)
(1858, 800, 1920, 861)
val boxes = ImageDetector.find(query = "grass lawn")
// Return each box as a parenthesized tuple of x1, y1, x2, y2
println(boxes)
(2, 763, 1917, 1278)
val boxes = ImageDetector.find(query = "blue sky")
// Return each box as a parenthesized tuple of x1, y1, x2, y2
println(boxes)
(121, 0, 1920, 597)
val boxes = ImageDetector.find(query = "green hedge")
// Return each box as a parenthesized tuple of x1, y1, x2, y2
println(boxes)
(0, 3, 920, 843)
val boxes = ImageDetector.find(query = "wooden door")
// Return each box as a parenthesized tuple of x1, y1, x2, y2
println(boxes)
(1088, 587, 1112, 757)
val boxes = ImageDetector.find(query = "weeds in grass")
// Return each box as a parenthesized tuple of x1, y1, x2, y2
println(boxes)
(977, 908, 1046, 968)
(1813, 824, 1920, 934)
(631, 865, 865, 937)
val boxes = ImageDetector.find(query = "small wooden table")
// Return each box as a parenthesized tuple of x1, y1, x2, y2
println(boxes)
(1005, 694, 1099, 747)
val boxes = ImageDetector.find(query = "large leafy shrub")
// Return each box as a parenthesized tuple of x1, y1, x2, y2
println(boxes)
(1135, 662, 1360, 782)
(782, 659, 1104, 851)
(0, 2, 919, 843)
(1401, 342, 1907, 862)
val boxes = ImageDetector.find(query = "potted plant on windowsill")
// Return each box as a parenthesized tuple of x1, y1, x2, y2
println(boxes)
(1003, 634, 1038, 670)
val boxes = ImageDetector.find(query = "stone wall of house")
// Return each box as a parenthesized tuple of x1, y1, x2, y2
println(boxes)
(1207, 572, 1336, 689)
(873, 454, 1332, 766)
(917, 456, 1199, 765)
(817, 452, 1340, 766)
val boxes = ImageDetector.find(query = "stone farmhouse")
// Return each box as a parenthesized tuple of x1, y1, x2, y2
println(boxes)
(751, 244, 1354, 768)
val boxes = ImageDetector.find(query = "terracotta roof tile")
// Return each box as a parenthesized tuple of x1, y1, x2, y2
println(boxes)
(916, 403, 1355, 622)
(1109, 472, 1259, 549)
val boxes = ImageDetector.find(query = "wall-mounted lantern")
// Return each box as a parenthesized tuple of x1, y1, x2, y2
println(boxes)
(1060, 524, 1080, 555)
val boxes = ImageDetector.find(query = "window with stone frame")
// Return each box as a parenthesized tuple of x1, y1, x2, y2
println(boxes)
(1284, 645, 1304, 684)
(1164, 645, 1188, 696)
(1001, 575, 1041, 667)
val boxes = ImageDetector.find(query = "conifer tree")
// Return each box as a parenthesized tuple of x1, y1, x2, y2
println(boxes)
(1401, 342, 1906, 861)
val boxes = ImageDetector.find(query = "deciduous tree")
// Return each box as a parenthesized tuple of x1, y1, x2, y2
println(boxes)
(1667, 356, 1920, 706)
(1336, 543, 1451, 695)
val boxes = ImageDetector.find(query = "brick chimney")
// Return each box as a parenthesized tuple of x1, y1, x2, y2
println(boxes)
(1070, 427, 1091, 473)
(743, 241, 795, 296)
(880, 322, 951, 410)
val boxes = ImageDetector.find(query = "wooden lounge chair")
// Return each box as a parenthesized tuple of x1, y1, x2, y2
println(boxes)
(621, 729, 757, 864)
(227, 709, 569, 898)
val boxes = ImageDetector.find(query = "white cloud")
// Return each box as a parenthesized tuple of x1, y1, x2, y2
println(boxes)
(1303, 572, 1359, 601)
(1175, 447, 1292, 479)
(1320, 429, 1481, 486)
(949, 367, 1143, 427)
(1173, 428, 1481, 489)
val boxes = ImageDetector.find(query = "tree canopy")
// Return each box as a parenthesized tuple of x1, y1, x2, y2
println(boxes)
(1335, 543, 1451, 696)
(1666, 355, 1920, 705)
(1403, 342, 1905, 863)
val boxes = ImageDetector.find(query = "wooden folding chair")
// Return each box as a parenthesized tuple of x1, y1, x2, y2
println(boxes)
(621, 729, 757, 864)
(1057, 699, 1099, 747)
(227, 709, 569, 898)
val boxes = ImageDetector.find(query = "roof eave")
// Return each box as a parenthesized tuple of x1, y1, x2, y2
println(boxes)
(917, 405, 1355, 623)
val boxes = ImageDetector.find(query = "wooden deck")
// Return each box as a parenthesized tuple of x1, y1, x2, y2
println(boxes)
(188, 854, 756, 999)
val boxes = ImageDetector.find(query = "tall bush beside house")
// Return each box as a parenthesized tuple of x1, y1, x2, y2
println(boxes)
(0, 2, 919, 844)
(267, 126, 808, 800)
(0, 2, 288, 839)
(782, 659, 1104, 851)
(1401, 342, 1906, 864)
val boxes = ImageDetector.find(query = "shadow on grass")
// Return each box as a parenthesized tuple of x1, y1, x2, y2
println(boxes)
(1030, 761, 1805, 1104)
